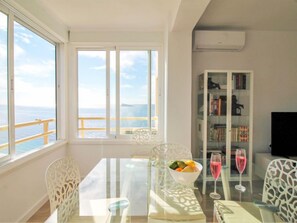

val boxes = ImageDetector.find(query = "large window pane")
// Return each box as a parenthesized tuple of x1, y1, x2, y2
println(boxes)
(151, 51, 158, 130)
(78, 50, 106, 138)
(120, 51, 149, 135)
(0, 11, 9, 157)
(14, 21, 56, 155)
(77, 48, 159, 139)
(110, 50, 116, 135)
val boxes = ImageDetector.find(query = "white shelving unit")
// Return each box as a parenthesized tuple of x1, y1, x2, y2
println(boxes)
(197, 70, 253, 195)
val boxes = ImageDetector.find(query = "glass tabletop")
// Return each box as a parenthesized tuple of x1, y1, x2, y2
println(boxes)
(45, 158, 263, 223)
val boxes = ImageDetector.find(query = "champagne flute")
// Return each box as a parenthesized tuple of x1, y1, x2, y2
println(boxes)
(210, 152, 222, 199)
(235, 148, 247, 192)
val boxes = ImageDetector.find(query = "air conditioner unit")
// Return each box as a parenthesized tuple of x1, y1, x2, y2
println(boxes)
(193, 31, 245, 51)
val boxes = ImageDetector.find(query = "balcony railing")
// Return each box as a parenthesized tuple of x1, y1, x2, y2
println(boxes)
(0, 116, 158, 150)
(0, 118, 56, 150)
(78, 116, 158, 137)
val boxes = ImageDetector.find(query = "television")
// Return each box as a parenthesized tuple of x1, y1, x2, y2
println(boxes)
(271, 112, 297, 157)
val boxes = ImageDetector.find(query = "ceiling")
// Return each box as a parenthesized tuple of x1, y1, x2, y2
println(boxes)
(196, 0, 297, 31)
(37, 0, 297, 32)
(38, 0, 180, 31)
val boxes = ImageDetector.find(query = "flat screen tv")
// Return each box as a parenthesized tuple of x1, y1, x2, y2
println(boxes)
(271, 112, 297, 157)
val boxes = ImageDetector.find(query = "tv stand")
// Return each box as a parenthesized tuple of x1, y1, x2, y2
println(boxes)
(255, 153, 283, 179)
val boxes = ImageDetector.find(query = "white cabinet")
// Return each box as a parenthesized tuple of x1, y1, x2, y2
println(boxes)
(197, 70, 253, 194)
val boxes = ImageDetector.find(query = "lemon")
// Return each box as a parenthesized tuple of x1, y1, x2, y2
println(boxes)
(181, 165, 194, 172)
(185, 160, 196, 168)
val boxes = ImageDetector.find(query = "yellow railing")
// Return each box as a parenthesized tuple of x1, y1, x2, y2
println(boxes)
(78, 116, 158, 137)
(0, 118, 56, 150)
(0, 116, 158, 150)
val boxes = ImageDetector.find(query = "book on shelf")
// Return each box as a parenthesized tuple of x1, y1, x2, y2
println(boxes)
(234, 125, 249, 142)
(232, 73, 247, 90)
(208, 125, 249, 142)
(239, 126, 249, 142)
(208, 124, 226, 142)
(208, 94, 226, 116)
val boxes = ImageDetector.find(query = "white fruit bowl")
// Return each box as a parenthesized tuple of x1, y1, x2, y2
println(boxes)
(168, 161, 203, 186)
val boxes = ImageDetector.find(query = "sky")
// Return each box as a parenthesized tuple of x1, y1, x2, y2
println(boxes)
(78, 50, 157, 108)
(0, 11, 157, 110)
(0, 12, 56, 108)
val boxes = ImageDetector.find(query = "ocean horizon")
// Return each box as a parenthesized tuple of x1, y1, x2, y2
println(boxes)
(0, 104, 156, 155)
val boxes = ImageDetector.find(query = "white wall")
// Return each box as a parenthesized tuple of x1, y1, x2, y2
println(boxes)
(192, 31, 297, 159)
(166, 31, 193, 149)
(0, 144, 67, 222)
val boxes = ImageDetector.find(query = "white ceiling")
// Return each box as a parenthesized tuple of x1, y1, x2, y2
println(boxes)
(37, 0, 297, 32)
(196, 0, 297, 31)
(38, 0, 180, 31)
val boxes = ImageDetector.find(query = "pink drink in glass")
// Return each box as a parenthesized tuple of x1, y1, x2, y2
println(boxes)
(236, 156, 247, 173)
(235, 148, 247, 192)
(210, 161, 222, 180)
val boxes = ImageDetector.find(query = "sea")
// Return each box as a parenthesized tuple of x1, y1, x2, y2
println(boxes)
(0, 104, 156, 156)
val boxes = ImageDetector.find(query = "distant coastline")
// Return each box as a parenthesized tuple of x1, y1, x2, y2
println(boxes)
(121, 103, 133, 107)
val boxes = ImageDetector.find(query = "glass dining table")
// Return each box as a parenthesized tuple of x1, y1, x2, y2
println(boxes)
(44, 158, 265, 223)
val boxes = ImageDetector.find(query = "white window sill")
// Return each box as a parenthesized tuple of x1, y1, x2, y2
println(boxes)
(68, 138, 137, 145)
(0, 140, 67, 176)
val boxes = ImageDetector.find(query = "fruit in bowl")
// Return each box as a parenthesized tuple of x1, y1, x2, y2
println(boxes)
(168, 160, 203, 186)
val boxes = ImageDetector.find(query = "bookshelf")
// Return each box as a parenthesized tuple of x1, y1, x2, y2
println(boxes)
(197, 70, 253, 194)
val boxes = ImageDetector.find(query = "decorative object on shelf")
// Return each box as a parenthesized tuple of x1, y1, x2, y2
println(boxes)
(232, 95, 244, 116)
(208, 77, 221, 89)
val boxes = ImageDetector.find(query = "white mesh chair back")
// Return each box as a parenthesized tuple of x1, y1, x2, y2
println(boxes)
(262, 158, 297, 222)
(132, 128, 159, 145)
(45, 157, 81, 218)
(151, 143, 192, 188)
(151, 143, 192, 166)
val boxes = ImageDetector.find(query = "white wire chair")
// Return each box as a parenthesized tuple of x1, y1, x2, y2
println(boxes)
(215, 158, 297, 223)
(132, 128, 159, 145)
(150, 143, 193, 188)
(261, 158, 297, 222)
(151, 143, 192, 165)
(45, 157, 81, 222)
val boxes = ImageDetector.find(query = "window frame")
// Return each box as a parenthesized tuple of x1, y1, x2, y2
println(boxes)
(70, 44, 164, 143)
(0, 3, 64, 164)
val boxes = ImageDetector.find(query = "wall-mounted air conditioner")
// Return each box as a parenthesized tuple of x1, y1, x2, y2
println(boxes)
(193, 30, 245, 51)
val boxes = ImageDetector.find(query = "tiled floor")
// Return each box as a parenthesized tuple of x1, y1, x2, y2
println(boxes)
(27, 178, 264, 223)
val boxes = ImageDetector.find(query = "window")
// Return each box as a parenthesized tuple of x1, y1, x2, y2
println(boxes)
(0, 11, 8, 158)
(0, 7, 58, 161)
(77, 48, 160, 139)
